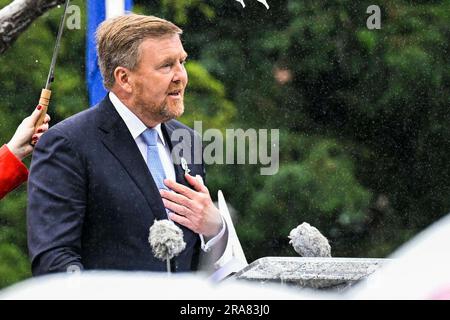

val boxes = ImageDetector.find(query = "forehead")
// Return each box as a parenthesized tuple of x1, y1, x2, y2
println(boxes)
(139, 35, 187, 62)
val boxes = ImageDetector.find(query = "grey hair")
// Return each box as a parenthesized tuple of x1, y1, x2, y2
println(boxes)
(95, 14, 183, 89)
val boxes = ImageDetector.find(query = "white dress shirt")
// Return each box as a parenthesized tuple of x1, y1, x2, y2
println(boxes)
(109, 92, 224, 252)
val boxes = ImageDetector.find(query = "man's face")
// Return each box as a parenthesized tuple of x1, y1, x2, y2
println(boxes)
(129, 35, 188, 125)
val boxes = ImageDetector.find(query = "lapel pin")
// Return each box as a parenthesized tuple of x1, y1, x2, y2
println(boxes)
(181, 157, 191, 175)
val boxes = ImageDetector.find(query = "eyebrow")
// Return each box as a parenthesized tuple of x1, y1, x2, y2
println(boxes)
(160, 52, 188, 65)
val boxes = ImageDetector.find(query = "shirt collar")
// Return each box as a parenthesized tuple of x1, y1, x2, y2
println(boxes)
(109, 92, 166, 146)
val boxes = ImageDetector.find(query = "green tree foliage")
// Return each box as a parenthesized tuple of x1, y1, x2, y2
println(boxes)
(0, 191, 29, 287)
(244, 135, 371, 259)
(143, 0, 449, 259)
(181, 61, 236, 130)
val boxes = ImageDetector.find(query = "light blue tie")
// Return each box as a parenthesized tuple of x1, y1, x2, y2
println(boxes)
(141, 128, 167, 191)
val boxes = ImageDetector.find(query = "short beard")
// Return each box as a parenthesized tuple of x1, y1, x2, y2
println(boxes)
(160, 99, 185, 121)
(134, 97, 184, 125)
(133, 82, 185, 124)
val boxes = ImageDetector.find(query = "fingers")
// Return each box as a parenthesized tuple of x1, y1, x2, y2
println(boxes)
(35, 122, 49, 134)
(162, 177, 211, 214)
(163, 179, 197, 199)
(36, 123, 49, 132)
(168, 211, 194, 231)
(162, 195, 197, 232)
(163, 175, 208, 196)
(30, 134, 38, 146)
(160, 190, 206, 220)
(161, 176, 213, 236)
(195, 174, 204, 185)
(34, 132, 46, 140)
(184, 173, 208, 193)
(31, 118, 49, 144)
(28, 105, 45, 126)
(43, 114, 51, 124)
(34, 114, 50, 135)
(160, 189, 193, 210)
(30, 132, 44, 146)
(162, 198, 191, 217)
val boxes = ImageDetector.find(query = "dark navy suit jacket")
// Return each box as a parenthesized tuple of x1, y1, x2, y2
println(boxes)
(27, 96, 205, 276)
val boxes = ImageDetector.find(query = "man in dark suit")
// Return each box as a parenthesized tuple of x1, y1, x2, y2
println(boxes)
(27, 14, 227, 275)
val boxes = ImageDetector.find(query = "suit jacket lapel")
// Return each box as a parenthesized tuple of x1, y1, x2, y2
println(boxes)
(162, 121, 190, 187)
(97, 97, 167, 220)
(162, 120, 200, 251)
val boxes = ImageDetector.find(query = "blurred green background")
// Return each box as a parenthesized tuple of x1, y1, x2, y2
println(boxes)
(0, 0, 449, 288)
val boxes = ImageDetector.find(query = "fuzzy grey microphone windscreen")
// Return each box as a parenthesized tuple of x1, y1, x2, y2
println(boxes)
(288, 222, 331, 257)
(149, 219, 186, 261)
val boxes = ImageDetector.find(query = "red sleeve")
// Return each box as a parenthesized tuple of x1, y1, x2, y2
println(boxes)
(0, 144, 29, 199)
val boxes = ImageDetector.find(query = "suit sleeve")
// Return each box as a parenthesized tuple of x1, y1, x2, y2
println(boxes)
(27, 128, 86, 276)
(0, 144, 28, 199)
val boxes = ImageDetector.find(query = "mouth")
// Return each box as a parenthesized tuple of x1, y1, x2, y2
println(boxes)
(167, 89, 182, 98)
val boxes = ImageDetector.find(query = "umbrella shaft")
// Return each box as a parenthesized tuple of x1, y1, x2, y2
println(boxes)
(45, 0, 71, 89)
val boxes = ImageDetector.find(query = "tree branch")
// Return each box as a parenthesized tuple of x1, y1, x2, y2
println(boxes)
(0, 0, 66, 54)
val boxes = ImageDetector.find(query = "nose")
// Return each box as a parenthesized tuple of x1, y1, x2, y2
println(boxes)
(172, 61, 187, 84)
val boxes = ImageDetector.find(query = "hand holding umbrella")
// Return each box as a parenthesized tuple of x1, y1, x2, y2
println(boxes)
(33, 0, 71, 137)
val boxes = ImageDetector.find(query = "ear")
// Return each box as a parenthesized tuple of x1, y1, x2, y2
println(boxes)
(113, 66, 133, 93)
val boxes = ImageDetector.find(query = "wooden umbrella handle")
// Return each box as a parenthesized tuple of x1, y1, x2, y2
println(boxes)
(35, 88, 51, 130)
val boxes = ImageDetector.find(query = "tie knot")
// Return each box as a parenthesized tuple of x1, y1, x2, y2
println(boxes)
(141, 128, 158, 146)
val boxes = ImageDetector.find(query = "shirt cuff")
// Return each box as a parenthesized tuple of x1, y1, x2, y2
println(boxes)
(199, 215, 226, 252)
